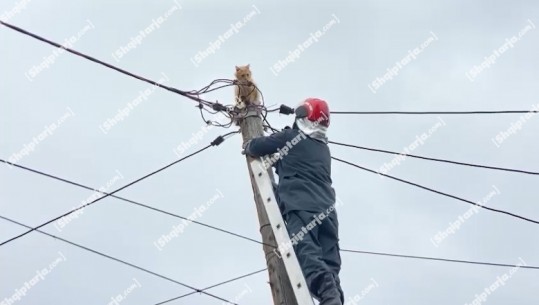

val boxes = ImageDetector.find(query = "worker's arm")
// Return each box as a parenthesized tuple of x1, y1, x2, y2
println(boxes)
(244, 130, 290, 157)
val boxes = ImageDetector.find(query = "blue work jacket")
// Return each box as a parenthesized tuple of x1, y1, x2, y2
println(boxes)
(245, 128, 336, 214)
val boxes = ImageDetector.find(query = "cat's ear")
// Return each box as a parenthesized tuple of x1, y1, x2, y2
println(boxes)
(246, 64, 250, 68)
(235, 66, 240, 71)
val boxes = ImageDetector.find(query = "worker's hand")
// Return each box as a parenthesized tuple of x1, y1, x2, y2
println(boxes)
(241, 140, 251, 155)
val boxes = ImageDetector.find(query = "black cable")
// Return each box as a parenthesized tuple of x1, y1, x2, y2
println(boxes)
(262, 110, 277, 133)
(266, 107, 281, 113)
(255, 87, 278, 133)
(192, 79, 235, 95)
(0, 215, 238, 304)
(254, 83, 265, 108)
(263, 124, 280, 134)
(11, 17, 535, 298)
(199, 82, 236, 94)
(0, 156, 273, 250)
(155, 268, 267, 305)
(6, 208, 536, 305)
(198, 105, 235, 129)
(191, 79, 238, 126)
(329, 141, 539, 176)
(0, 20, 213, 107)
(4, 140, 536, 278)
(330, 110, 539, 115)
(1, 20, 238, 132)
(222, 130, 241, 138)
(260, 107, 280, 134)
(332, 156, 539, 225)
(3, 159, 536, 273)
(0, 136, 227, 247)
(340, 249, 538, 269)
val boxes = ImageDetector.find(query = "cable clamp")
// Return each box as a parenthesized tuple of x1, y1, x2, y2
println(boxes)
(279, 104, 295, 115)
(211, 136, 225, 146)
(212, 103, 228, 112)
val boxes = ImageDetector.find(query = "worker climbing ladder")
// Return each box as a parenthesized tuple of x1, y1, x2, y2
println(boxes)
(239, 106, 315, 305)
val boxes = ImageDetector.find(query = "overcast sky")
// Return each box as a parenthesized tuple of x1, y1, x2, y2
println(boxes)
(1, 0, 538, 304)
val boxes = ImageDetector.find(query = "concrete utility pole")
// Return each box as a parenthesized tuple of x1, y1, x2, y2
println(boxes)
(239, 106, 314, 305)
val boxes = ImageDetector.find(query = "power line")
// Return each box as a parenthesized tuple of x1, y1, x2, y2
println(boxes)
(3, 156, 538, 272)
(0, 135, 230, 247)
(7, 15, 536, 302)
(331, 156, 539, 225)
(0, 20, 212, 107)
(272, 105, 538, 117)
(3, 146, 537, 279)
(0, 20, 288, 128)
(329, 140, 539, 175)
(0, 20, 281, 130)
(330, 110, 538, 115)
(0, 20, 275, 128)
(0, 152, 272, 249)
(0, 214, 238, 304)
(3, 158, 537, 275)
(340, 249, 538, 270)
(3, 211, 536, 305)
(155, 268, 267, 305)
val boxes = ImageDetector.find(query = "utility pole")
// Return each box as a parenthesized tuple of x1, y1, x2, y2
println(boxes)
(239, 105, 314, 305)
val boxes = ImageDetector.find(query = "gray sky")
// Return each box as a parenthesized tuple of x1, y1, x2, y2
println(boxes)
(1, 0, 538, 304)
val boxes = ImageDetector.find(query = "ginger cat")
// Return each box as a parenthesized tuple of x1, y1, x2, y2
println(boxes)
(234, 64, 259, 108)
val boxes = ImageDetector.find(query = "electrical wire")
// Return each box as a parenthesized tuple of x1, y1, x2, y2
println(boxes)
(0, 20, 248, 129)
(330, 110, 539, 115)
(193, 78, 274, 129)
(221, 130, 241, 138)
(331, 156, 539, 225)
(155, 268, 267, 305)
(0, 135, 229, 247)
(0, 17, 240, 124)
(261, 107, 278, 133)
(340, 249, 538, 270)
(0, 153, 275, 250)
(199, 105, 235, 128)
(0, 20, 214, 108)
(0, 214, 238, 304)
(193, 79, 236, 95)
(263, 123, 280, 134)
(266, 106, 281, 113)
(4, 211, 535, 305)
(4, 156, 538, 272)
(329, 141, 539, 176)
(10, 16, 537, 302)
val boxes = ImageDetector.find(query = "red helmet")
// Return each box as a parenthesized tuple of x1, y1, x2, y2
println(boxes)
(295, 98, 330, 127)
